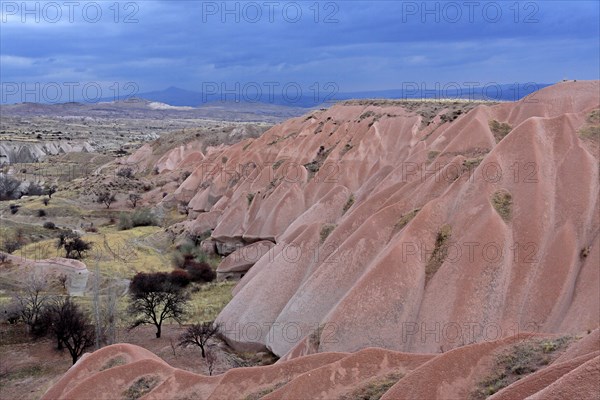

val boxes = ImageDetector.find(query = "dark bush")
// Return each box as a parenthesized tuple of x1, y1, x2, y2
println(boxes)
(185, 261, 216, 283)
(117, 167, 134, 179)
(27, 183, 45, 196)
(43, 221, 56, 230)
(0, 175, 22, 200)
(9, 204, 20, 214)
(43, 197, 50, 206)
(37, 209, 46, 217)
(169, 270, 191, 287)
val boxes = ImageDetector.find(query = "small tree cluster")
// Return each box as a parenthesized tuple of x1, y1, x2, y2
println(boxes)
(56, 230, 92, 259)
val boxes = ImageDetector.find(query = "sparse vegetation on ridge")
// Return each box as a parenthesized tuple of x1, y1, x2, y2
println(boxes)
(471, 336, 574, 399)
(425, 224, 452, 284)
(491, 190, 513, 221)
(489, 120, 513, 142)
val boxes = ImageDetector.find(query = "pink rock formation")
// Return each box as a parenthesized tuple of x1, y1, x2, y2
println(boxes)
(42, 331, 600, 400)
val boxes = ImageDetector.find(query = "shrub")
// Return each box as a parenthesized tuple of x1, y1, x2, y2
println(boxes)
(42, 197, 50, 206)
(0, 174, 22, 200)
(43, 221, 56, 230)
(185, 261, 216, 283)
(320, 224, 336, 244)
(489, 120, 512, 142)
(425, 224, 452, 284)
(342, 194, 355, 214)
(9, 204, 20, 214)
(37, 209, 46, 217)
(169, 270, 191, 287)
(491, 190, 512, 221)
(117, 167, 134, 179)
(119, 209, 157, 230)
(118, 213, 133, 230)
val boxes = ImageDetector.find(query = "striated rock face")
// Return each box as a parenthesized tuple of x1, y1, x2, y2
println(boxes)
(122, 81, 600, 357)
(217, 240, 275, 281)
(157, 81, 599, 358)
(42, 331, 600, 400)
(0, 140, 93, 164)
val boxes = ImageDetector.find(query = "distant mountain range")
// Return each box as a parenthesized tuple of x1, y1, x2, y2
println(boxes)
(3, 83, 550, 108)
(125, 83, 552, 108)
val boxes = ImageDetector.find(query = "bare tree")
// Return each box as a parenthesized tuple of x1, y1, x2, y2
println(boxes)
(96, 191, 116, 209)
(128, 193, 141, 208)
(205, 348, 217, 376)
(127, 272, 189, 338)
(12, 273, 50, 332)
(0, 174, 22, 200)
(179, 322, 221, 358)
(45, 297, 95, 364)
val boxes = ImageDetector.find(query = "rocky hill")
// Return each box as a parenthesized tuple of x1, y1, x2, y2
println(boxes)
(43, 81, 600, 399)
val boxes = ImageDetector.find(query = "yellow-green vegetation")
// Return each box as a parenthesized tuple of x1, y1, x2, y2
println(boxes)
(578, 109, 600, 139)
(100, 356, 127, 371)
(463, 157, 484, 170)
(188, 281, 236, 323)
(339, 372, 404, 400)
(393, 209, 420, 234)
(0, 365, 48, 388)
(425, 224, 452, 284)
(342, 194, 355, 215)
(491, 190, 513, 222)
(244, 380, 289, 400)
(17, 226, 171, 277)
(11, 196, 83, 218)
(471, 336, 574, 399)
(489, 120, 513, 142)
(123, 375, 159, 400)
(320, 224, 336, 244)
(587, 109, 600, 124)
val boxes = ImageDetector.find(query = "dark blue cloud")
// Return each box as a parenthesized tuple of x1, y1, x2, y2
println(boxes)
(1, 0, 598, 102)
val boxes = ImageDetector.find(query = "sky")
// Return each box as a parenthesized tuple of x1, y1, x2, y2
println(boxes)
(0, 0, 599, 103)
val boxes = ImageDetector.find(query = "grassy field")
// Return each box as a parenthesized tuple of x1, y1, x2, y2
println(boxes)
(15, 226, 172, 278)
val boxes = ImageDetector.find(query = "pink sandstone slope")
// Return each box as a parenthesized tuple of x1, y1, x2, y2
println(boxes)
(172, 80, 599, 357)
(43, 81, 600, 399)
(42, 331, 600, 399)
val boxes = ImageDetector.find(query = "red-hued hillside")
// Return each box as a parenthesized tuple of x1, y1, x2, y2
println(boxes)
(43, 81, 600, 399)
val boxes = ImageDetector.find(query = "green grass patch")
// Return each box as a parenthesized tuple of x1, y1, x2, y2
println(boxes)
(187, 281, 236, 323)
(491, 190, 513, 222)
(16, 226, 171, 278)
